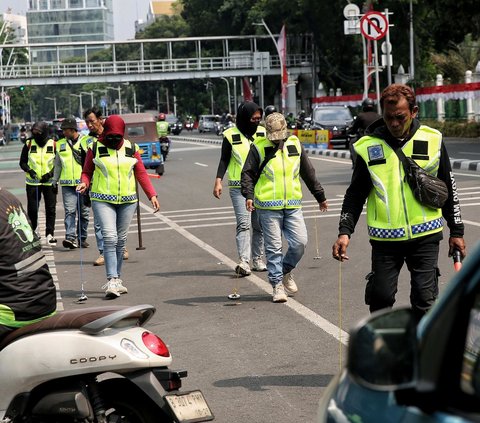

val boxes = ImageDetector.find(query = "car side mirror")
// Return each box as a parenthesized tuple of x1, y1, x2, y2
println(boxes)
(347, 307, 417, 390)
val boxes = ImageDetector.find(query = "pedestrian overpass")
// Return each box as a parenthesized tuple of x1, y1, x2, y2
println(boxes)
(0, 34, 315, 87)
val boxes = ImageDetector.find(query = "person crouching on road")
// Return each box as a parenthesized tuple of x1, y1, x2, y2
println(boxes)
(241, 113, 328, 303)
(52, 117, 90, 249)
(77, 115, 160, 299)
(19, 121, 58, 246)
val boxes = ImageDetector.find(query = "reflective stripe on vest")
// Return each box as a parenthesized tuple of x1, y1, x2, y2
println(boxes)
(254, 135, 303, 210)
(224, 125, 266, 188)
(26, 139, 55, 186)
(354, 125, 444, 241)
(90, 139, 138, 204)
(57, 138, 82, 186)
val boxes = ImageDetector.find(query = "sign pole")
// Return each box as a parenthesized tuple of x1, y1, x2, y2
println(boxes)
(385, 9, 392, 85)
(374, 40, 381, 114)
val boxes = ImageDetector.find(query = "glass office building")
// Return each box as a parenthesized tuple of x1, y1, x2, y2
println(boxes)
(27, 0, 113, 63)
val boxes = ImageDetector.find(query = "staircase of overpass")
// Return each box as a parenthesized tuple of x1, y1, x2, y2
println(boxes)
(0, 34, 315, 87)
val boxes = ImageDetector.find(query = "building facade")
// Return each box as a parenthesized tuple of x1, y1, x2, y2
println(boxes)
(26, 0, 113, 63)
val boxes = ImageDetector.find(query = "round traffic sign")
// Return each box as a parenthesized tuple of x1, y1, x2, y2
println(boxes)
(360, 11, 388, 41)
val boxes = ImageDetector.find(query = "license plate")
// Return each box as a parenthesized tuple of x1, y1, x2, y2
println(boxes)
(164, 390, 214, 422)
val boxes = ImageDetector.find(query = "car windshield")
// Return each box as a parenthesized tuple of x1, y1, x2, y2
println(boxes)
(165, 114, 177, 124)
(203, 116, 216, 122)
(313, 108, 352, 122)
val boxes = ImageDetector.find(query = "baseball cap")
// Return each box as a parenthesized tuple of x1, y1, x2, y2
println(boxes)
(265, 112, 287, 141)
(61, 117, 77, 131)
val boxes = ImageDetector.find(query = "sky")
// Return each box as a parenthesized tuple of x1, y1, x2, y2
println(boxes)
(0, 0, 152, 40)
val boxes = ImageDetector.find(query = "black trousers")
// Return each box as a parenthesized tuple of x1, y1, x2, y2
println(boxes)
(26, 184, 57, 236)
(365, 239, 440, 320)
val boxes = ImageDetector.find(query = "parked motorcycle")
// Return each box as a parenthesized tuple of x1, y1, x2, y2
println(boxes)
(0, 304, 214, 423)
(160, 136, 171, 161)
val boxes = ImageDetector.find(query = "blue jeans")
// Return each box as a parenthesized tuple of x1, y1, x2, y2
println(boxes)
(94, 218, 104, 254)
(229, 188, 264, 263)
(257, 208, 308, 287)
(92, 201, 137, 280)
(61, 186, 89, 242)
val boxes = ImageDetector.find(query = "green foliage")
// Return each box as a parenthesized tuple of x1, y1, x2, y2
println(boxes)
(422, 119, 480, 138)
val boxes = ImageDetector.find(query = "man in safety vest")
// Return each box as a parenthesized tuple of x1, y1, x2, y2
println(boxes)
(213, 101, 267, 276)
(0, 187, 57, 341)
(52, 117, 90, 249)
(156, 113, 170, 138)
(241, 112, 328, 303)
(332, 83, 466, 321)
(19, 121, 58, 246)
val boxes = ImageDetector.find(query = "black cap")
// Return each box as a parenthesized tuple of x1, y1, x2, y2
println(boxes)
(61, 117, 77, 130)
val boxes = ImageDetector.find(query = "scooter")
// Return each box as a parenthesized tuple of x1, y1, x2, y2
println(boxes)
(160, 136, 170, 161)
(0, 304, 214, 423)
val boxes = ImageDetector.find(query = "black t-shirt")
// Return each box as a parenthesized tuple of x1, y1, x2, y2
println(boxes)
(0, 189, 56, 326)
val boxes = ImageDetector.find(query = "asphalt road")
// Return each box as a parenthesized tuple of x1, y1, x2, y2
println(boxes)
(1, 135, 479, 422)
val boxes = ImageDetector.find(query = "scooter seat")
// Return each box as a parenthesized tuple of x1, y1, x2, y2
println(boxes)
(0, 306, 127, 351)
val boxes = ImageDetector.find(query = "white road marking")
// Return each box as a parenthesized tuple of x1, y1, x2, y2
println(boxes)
(194, 162, 208, 167)
(138, 202, 350, 345)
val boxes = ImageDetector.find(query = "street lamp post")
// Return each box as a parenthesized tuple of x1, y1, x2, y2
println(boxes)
(44, 96, 57, 119)
(69, 93, 82, 117)
(80, 91, 94, 108)
(220, 77, 232, 114)
(107, 86, 122, 114)
(253, 19, 284, 112)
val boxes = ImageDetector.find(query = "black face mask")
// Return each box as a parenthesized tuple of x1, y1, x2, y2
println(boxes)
(33, 133, 47, 146)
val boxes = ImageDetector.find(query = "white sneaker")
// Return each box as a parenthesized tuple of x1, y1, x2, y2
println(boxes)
(283, 272, 298, 295)
(235, 260, 251, 276)
(272, 284, 287, 303)
(115, 278, 128, 294)
(46, 234, 57, 246)
(252, 258, 267, 271)
(102, 279, 120, 299)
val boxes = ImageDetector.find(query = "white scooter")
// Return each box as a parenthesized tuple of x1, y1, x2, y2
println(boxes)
(0, 304, 214, 423)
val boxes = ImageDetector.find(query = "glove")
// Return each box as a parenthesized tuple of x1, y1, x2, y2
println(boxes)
(40, 173, 51, 183)
(28, 169, 38, 179)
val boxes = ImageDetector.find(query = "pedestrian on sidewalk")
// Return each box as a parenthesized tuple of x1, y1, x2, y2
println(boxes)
(19, 121, 58, 246)
(213, 101, 267, 276)
(242, 113, 328, 303)
(77, 115, 160, 299)
(52, 117, 90, 249)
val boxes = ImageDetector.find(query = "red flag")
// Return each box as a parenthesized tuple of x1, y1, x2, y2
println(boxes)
(242, 77, 253, 102)
(276, 25, 288, 112)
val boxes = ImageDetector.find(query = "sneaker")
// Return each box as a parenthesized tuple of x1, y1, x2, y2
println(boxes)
(283, 272, 298, 295)
(123, 248, 129, 260)
(80, 240, 90, 248)
(93, 254, 105, 266)
(252, 258, 267, 272)
(235, 260, 251, 276)
(46, 234, 57, 246)
(115, 278, 128, 294)
(272, 284, 287, 303)
(102, 279, 120, 299)
(62, 238, 78, 249)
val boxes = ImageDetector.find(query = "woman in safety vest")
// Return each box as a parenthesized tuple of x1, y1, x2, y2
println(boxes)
(77, 115, 160, 298)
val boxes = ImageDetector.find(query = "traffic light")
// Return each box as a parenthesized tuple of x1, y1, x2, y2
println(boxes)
(19, 86, 25, 92)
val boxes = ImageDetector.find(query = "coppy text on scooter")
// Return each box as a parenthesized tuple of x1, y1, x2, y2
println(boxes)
(0, 304, 214, 423)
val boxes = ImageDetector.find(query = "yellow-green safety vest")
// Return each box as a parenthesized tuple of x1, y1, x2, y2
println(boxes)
(156, 121, 169, 137)
(253, 135, 303, 209)
(224, 125, 266, 188)
(354, 125, 444, 241)
(26, 139, 56, 186)
(90, 139, 139, 204)
(56, 137, 82, 186)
